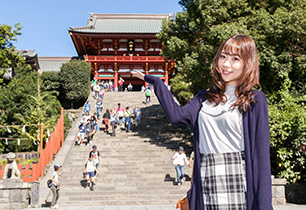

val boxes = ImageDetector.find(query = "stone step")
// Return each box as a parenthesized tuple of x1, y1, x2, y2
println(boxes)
(59, 189, 188, 196)
(58, 184, 190, 191)
(60, 173, 188, 180)
(59, 181, 187, 187)
(58, 195, 185, 201)
(57, 200, 177, 206)
(60, 169, 184, 174)
(60, 174, 181, 180)
(66, 150, 172, 155)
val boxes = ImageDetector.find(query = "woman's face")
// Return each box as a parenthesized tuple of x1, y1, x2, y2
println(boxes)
(218, 51, 244, 86)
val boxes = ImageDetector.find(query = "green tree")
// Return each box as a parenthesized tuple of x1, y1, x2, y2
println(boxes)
(158, 0, 306, 182)
(269, 90, 306, 182)
(0, 65, 61, 153)
(0, 23, 24, 84)
(41, 71, 60, 97)
(158, 0, 306, 96)
(59, 60, 91, 108)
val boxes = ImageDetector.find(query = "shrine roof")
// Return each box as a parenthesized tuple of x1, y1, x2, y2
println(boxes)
(38, 57, 73, 72)
(69, 13, 174, 34)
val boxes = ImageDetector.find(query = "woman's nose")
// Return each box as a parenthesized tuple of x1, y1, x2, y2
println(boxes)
(223, 59, 231, 67)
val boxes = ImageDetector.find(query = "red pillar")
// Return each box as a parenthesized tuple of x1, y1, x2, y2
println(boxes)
(145, 63, 149, 87)
(145, 71, 149, 87)
(94, 62, 98, 80)
(114, 71, 118, 89)
(165, 70, 169, 85)
(94, 71, 98, 80)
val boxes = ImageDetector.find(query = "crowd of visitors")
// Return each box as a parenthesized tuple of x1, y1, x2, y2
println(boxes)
(57, 77, 193, 206)
(91, 79, 115, 93)
(74, 79, 145, 194)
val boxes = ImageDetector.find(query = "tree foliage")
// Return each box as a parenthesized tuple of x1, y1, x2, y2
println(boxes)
(158, 0, 306, 182)
(0, 23, 24, 84)
(59, 60, 91, 108)
(158, 0, 306, 95)
(41, 71, 60, 97)
(0, 23, 63, 154)
(269, 90, 306, 182)
(0, 66, 61, 154)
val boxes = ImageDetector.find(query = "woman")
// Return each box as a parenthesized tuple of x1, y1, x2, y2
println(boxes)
(102, 109, 111, 132)
(116, 103, 125, 125)
(132, 34, 273, 210)
(110, 109, 117, 137)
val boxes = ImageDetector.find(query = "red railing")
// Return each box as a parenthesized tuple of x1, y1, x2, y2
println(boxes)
(0, 107, 64, 182)
(85, 55, 166, 63)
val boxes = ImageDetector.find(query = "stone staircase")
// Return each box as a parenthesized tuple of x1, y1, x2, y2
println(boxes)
(57, 91, 193, 206)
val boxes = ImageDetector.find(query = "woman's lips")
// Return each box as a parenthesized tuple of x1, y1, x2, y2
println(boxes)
(222, 70, 232, 75)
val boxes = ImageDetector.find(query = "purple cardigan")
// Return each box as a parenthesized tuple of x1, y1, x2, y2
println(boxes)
(145, 75, 273, 210)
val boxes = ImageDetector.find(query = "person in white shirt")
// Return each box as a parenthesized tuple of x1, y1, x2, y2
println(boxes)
(84, 155, 99, 191)
(83, 111, 91, 124)
(173, 146, 191, 185)
(50, 164, 61, 209)
(94, 84, 100, 99)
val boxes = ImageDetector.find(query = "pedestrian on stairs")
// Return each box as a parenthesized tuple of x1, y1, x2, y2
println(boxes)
(109, 79, 113, 91)
(116, 103, 125, 125)
(98, 88, 104, 101)
(127, 83, 133, 91)
(83, 111, 91, 123)
(124, 106, 131, 132)
(77, 120, 85, 146)
(83, 101, 90, 115)
(110, 109, 117, 137)
(173, 146, 190, 185)
(145, 87, 151, 104)
(132, 34, 273, 210)
(133, 107, 141, 127)
(84, 155, 99, 191)
(85, 119, 94, 145)
(89, 145, 102, 173)
(102, 109, 111, 132)
(91, 79, 96, 91)
(94, 83, 100, 99)
(91, 114, 98, 138)
(96, 99, 103, 119)
(118, 77, 124, 92)
(50, 164, 61, 209)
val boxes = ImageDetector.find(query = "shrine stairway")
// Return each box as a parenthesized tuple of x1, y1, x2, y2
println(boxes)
(57, 91, 193, 206)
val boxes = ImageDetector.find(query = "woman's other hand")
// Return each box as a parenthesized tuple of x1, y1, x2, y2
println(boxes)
(131, 71, 145, 81)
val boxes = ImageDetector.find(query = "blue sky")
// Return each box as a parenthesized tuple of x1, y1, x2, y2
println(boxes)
(0, 0, 183, 56)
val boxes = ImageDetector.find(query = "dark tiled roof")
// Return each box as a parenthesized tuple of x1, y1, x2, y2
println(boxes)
(69, 13, 174, 34)
(38, 57, 73, 72)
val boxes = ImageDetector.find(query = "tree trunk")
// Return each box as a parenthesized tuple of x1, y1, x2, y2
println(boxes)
(71, 100, 74, 109)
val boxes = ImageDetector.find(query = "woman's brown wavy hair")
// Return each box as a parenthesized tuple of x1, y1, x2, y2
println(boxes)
(206, 34, 261, 113)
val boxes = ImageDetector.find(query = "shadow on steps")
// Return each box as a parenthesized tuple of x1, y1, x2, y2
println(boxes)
(112, 104, 195, 157)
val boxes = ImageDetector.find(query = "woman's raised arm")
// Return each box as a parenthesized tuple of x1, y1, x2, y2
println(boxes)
(132, 71, 205, 127)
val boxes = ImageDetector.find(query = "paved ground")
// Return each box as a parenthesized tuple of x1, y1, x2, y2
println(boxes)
(26, 204, 306, 210)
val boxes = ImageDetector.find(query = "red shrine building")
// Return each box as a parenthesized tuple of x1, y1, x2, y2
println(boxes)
(69, 13, 175, 90)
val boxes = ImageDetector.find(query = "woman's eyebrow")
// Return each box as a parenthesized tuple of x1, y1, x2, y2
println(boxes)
(221, 51, 239, 56)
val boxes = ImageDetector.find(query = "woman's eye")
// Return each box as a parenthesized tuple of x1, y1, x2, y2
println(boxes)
(233, 57, 240, 61)
(219, 54, 226, 59)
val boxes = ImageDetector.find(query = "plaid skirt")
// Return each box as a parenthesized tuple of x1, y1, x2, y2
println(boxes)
(201, 151, 247, 210)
